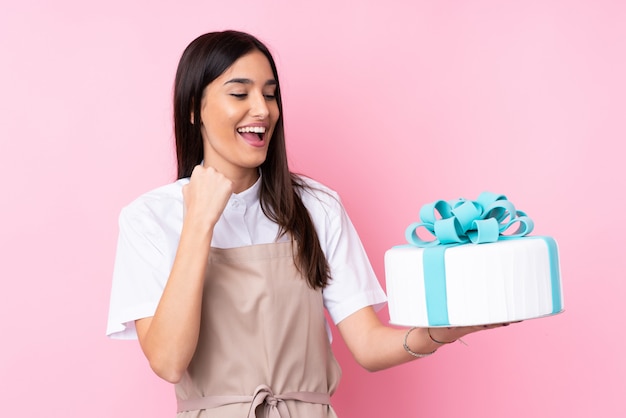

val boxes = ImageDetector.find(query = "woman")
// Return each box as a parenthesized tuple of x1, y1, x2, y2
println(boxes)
(107, 30, 504, 417)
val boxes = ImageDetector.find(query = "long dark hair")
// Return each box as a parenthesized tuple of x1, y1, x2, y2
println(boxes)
(173, 30, 330, 289)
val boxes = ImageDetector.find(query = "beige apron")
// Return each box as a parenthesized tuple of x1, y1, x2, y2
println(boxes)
(175, 241, 342, 418)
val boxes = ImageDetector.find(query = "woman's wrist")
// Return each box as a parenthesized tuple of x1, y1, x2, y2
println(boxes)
(403, 327, 442, 358)
(403, 327, 468, 359)
(427, 328, 457, 345)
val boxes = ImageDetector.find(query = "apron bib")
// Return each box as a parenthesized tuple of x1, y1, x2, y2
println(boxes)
(175, 241, 342, 417)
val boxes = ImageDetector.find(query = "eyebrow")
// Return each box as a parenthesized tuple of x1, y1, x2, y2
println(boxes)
(224, 78, 277, 86)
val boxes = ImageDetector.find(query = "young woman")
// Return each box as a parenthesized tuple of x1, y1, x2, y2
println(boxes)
(107, 30, 505, 417)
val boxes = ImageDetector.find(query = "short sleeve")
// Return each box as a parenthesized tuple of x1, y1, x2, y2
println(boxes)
(301, 184, 387, 325)
(106, 201, 179, 340)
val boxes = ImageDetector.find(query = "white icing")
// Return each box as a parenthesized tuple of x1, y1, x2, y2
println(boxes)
(384, 239, 561, 327)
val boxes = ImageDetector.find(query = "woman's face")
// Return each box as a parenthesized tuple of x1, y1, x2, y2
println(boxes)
(198, 49, 280, 184)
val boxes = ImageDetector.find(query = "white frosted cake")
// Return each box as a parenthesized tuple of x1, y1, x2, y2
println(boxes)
(385, 193, 563, 327)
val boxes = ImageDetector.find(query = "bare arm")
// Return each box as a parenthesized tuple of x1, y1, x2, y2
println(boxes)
(337, 306, 507, 372)
(135, 166, 233, 383)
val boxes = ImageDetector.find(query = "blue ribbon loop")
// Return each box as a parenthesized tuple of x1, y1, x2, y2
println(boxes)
(405, 192, 534, 247)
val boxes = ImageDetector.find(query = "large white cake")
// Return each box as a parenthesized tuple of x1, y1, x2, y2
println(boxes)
(385, 193, 563, 327)
(385, 237, 563, 327)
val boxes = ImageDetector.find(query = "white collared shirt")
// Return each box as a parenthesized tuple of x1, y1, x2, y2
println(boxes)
(106, 175, 387, 339)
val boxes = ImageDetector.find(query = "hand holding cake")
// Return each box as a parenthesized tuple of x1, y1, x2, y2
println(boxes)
(400, 322, 516, 360)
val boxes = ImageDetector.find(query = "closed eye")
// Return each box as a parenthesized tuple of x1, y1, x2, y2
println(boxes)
(230, 93, 276, 101)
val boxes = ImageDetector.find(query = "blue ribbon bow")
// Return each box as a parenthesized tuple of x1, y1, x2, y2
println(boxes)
(405, 192, 534, 247)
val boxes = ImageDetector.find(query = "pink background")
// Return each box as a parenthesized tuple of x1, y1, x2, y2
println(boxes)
(1, 1, 624, 417)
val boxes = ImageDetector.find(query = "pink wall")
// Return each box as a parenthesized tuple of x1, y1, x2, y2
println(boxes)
(1, 1, 624, 417)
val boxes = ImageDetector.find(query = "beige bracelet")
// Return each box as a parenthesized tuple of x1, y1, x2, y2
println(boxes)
(403, 327, 437, 358)
(428, 328, 468, 346)
(427, 328, 456, 345)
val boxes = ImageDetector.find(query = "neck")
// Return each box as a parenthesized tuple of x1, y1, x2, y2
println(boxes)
(231, 171, 260, 194)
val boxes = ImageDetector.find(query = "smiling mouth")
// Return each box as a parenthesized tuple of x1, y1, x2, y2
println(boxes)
(237, 126, 266, 140)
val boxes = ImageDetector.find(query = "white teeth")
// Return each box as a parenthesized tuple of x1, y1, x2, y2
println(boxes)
(237, 126, 266, 134)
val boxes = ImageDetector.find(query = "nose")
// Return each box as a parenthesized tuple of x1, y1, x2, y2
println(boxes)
(250, 91, 270, 120)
